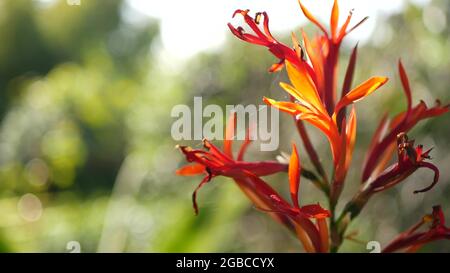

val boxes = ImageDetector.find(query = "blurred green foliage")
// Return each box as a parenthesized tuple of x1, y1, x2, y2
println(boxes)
(0, 0, 448, 252)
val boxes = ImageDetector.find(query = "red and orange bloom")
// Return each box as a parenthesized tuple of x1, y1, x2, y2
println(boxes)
(362, 61, 449, 182)
(230, 0, 388, 204)
(177, 114, 330, 252)
(366, 132, 439, 194)
(263, 143, 330, 221)
(383, 206, 450, 253)
(263, 62, 387, 167)
(177, 0, 449, 253)
(256, 143, 331, 252)
(227, 9, 308, 73)
(341, 132, 441, 222)
(263, 60, 386, 203)
(176, 113, 288, 215)
(176, 141, 288, 214)
(298, 0, 369, 114)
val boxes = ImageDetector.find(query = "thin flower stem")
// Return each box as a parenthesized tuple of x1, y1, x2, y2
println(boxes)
(330, 184, 374, 252)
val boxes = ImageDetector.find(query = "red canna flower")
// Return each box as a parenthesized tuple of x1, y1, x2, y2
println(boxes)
(263, 61, 386, 168)
(176, 113, 331, 252)
(383, 205, 450, 253)
(227, 9, 308, 73)
(229, 0, 388, 205)
(176, 0, 449, 253)
(365, 132, 439, 194)
(362, 61, 449, 182)
(176, 113, 288, 215)
(287, 143, 331, 252)
(263, 61, 386, 207)
(263, 143, 330, 220)
(298, 0, 369, 114)
(256, 143, 331, 252)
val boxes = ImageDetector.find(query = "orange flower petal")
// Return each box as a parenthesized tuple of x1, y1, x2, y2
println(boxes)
(263, 97, 306, 115)
(334, 106, 357, 187)
(298, 0, 328, 36)
(176, 164, 206, 176)
(269, 61, 284, 72)
(264, 97, 340, 166)
(286, 61, 326, 115)
(317, 218, 330, 252)
(224, 112, 236, 159)
(289, 143, 301, 209)
(334, 76, 388, 118)
(302, 30, 324, 96)
(345, 106, 357, 172)
(299, 113, 332, 134)
(330, 0, 339, 41)
(279, 82, 322, 114)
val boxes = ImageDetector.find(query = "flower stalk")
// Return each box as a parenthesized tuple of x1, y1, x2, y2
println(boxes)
(176, 0, 449, 253)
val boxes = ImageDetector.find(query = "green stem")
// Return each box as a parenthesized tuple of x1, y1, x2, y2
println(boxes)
(330, 185, 374, 252)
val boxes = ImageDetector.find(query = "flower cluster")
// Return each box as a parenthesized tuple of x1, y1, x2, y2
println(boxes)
(176, 0, 449, 252)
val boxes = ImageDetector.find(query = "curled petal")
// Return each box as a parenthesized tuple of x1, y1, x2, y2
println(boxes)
(192, 174, 212, 215)
(232, 9, 267, 40)
(362, 101, 448, 182)
(229, 10, 302, 72)
(367, 134, 440, 195)
(260, 11, 275, 41)
(413, 162, 440, 194)
(227, 23, 269, 46)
